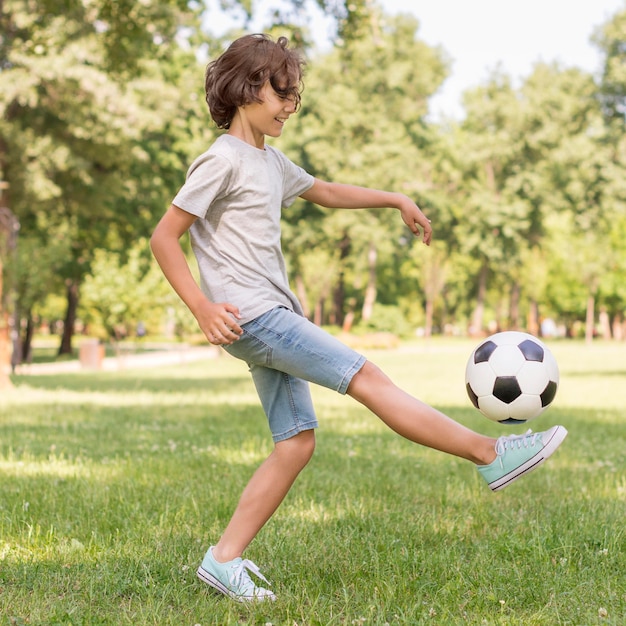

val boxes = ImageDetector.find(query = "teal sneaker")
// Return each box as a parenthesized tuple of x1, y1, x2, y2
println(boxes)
(478, 425, 568, 492)
(196, 547, 276, 602)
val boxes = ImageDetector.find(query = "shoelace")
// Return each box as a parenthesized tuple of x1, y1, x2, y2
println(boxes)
(495, 429, 540, 457)
(230, 559, 271, 591)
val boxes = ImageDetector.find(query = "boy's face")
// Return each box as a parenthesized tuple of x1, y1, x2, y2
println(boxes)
(240, 81, 298, 141)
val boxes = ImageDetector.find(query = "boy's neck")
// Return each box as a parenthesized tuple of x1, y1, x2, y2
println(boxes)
(228, 114, 266, 150)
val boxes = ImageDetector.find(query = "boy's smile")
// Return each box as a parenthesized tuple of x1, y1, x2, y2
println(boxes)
(229, 82, 297, 149)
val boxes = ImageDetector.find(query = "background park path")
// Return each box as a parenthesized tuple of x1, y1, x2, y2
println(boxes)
(14, 343, 221, 376)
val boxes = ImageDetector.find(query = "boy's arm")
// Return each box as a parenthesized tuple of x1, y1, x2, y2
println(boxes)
(300, 179, 432, 245)
(150, 205, 242, 345)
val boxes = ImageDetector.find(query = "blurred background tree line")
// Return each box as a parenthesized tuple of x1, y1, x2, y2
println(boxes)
(1, 0, 626, 366)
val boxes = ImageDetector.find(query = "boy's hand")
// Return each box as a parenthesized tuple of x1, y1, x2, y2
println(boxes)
(400, 200, 432, 245)
(195, 301, 243, 345)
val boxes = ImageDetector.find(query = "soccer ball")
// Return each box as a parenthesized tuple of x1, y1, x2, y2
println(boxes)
(465, 331, 559, 424)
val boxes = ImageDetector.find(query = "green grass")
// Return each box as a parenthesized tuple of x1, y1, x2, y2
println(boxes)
(1, 339, 624, 625)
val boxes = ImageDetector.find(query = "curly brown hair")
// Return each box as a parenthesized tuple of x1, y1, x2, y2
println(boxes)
(205, 34, 305, 129)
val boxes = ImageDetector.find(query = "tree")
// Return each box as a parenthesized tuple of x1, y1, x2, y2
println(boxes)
(526, 63, 621, 340)
(456, 72, 531, 334)
(593, 6, 626, 123)
(455, 61, 614, 337)
(13, 233, 69, 364)
(279, 10, 448, 327)
(592, 6, 626, 338)
(0, 195, 18, 388)
(79, 242, 177, 347)
(0, 0, 205, 355)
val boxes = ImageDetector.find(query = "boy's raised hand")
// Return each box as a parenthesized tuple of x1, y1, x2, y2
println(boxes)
(399, 200, 432, 245)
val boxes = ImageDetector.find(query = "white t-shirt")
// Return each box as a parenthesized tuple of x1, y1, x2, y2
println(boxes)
(172, 134, 315, 324)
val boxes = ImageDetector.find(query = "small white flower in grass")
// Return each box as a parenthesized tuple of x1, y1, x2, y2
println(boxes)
(22, 502, 29, 511)
(598, 607, 608, 618)
(181, 565, 190, 572)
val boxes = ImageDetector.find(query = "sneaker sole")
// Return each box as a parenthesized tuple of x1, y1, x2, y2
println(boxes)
(489, 425, 568, 492)
(196, 565, 276, 602)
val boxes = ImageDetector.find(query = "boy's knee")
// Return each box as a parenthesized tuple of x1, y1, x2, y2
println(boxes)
(347, 360, 388, 398)
(276, 429, 316, 466)
(297, 429, 316, 461)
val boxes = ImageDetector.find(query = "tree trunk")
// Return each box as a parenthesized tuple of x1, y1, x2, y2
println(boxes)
(528, 300, 539, 336)
(332, 232, 351, 327)
(424, 296, 434, 338)
(469, 261, 488, 336)
(294, 274, 310, 319)
(509, 282, 521, 329)
(58, 280, 79, 356)
(313, 299, 323, 327)
(361, 241, 377, 322)
(585, 294, 595, 345)
(599, 307, 611, 340)
(0, 192, 16, 389)
(0, 235, 11, 389)
(612, 313, 624, 341)
(21, 311, 34, 363)
(0, 284, 11, 389)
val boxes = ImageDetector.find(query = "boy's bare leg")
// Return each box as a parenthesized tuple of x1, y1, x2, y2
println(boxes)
(347, 361, 497, 466)
(213, 360, 497, 563)
(212, 429, 315, 563)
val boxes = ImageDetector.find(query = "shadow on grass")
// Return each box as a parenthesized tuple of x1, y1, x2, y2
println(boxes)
(0, 400, 273, 461)
(1, 397, 623, 624)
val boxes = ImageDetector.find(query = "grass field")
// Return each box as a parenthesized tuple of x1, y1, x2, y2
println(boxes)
(1, 338, 624, 625)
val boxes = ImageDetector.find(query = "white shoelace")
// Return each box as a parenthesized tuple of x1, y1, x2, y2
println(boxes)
(495, 429, 539, 456)
(230, 559, 271, 590)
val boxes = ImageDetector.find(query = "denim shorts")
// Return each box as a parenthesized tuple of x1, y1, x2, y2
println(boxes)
(223, 306, 366, 442)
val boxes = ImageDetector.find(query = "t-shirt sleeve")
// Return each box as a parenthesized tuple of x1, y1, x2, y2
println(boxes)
(171, 152, 232, 219)
(276, 150, 315, 207)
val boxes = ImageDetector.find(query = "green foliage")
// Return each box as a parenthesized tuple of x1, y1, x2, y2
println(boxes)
(3, 0, 626, 351)
(280, 13, 448, 325)
(594, 6, 626, 123)
(79, 241, 190, 341)
(354, 302, 413, 336)
(0, 0, 216, 353)
(13, 234, 68, 314)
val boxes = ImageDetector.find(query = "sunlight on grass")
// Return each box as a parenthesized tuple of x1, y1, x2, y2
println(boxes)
(0, 456, 101, 479)
(208, 440, 272, 466)
(2, 338, 625, 625)
(4, 386, 261, 409)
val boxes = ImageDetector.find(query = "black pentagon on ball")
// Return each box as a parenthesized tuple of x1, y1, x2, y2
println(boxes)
(500, 417, 529, 425)
(518, 339, 544, 362)
(541, 380, 558, 407)
(466, 383, 480, 409)
(493, 376, 522, 404)
(474, 340, 497, 364)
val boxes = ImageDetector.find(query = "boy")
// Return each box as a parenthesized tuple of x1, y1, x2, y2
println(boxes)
(150, 33, 567, 603)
